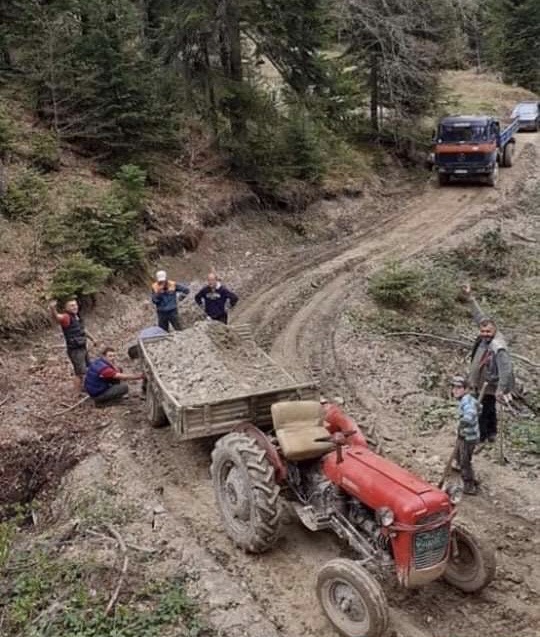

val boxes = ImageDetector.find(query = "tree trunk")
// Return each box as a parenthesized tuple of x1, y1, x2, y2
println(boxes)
(369, 53, 379, 132)
(219, 0, 245, 140)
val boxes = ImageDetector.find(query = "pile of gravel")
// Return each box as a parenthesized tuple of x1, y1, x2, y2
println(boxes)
(144, 321, 294, 405)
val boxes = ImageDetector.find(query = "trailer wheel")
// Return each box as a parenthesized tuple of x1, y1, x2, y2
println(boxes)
(443, 522, 496, 592)
(502, 143, 514, 167)
(211, 432, 282, 553)
(147, 386, 168, 428)
(317, 559, 389, 637)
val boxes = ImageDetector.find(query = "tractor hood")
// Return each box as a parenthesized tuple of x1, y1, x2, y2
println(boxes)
(322, 446, 450, 524)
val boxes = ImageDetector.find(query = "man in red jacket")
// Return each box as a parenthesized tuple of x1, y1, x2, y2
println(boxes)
(49, 298, 97, 395)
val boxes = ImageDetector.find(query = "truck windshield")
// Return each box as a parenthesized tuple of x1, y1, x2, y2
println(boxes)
(438, 124, 488, 143)
(512, 104, 537, 117)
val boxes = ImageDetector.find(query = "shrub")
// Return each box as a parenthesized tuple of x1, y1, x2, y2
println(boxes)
(113, 163, 147, 210)
(441, 228, 511, 279)
(0, 169, 48, 220)
(368, 262, 424, 309)
(285, 111, 324, 183)
(30, 131, 61, 172)
(0, 107, 13, 158)
(49, 254, 110, 302)
(72, 193, 144, 271)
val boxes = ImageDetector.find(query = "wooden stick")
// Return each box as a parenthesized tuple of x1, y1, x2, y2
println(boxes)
(385, 331, 540, 368)
(51, 395, 89, 417)
(104, 524, 129, 616)
(85, 528, 156, 553)
(0, 397, 8, 408)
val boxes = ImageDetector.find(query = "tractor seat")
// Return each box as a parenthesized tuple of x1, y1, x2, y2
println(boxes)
(271, 400, 334, 462)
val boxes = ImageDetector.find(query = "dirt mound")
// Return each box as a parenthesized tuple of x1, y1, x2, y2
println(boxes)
(145, 320, 294, 405)
(0, 428, 86, 515)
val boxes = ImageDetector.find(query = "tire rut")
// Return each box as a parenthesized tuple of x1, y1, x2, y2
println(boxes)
(229, 133, 540, 637)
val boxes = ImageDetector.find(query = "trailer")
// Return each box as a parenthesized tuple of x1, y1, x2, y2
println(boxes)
(433, 115, 519, 186)
(138, 322, 319, 441)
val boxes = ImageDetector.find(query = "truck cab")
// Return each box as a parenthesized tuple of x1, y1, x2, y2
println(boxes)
(433, 115, 517, 186)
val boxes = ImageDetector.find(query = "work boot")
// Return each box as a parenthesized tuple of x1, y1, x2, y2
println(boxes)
(487, 434, 497, 443)
(474, 442, 486, 454)
(463, 481, 478, 496)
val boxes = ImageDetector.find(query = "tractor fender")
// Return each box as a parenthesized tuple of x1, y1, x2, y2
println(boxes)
(233, 422, 287, 483)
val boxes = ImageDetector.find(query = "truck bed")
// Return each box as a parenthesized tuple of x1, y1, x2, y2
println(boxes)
(139, 322, 319, 440)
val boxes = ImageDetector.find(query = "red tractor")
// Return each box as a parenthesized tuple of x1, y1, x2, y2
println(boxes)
(210, 400, 495, 637)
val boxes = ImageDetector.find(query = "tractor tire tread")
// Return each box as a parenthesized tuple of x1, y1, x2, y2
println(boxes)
(211, 432, 282, 553)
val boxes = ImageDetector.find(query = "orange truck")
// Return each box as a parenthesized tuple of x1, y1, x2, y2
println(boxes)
(433, 115, 519, 186)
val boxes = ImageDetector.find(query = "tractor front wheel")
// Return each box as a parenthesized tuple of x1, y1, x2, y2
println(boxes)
(211, 432, 282, 553)
(317, 559, 389, 637)
(443, 522, 496, 592)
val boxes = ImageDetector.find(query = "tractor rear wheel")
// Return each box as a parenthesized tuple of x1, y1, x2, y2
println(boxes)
(443, 522, 496, 592)
(211, 432, 282, 553)
(317, 559, 389, 637)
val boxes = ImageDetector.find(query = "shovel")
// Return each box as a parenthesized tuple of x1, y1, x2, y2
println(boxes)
(438, 381, 488, 489)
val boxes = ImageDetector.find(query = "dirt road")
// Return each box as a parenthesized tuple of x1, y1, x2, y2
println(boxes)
(127, 133, 540, 637)
(226, 132, 540, 637)
(3, 133, 538, 637)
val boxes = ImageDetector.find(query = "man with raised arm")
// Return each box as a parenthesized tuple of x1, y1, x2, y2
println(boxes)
(49, 298, 96, 395)
(462, 283, 514, 446)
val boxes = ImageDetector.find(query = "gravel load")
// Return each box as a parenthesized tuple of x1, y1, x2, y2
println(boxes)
(144, 321, 294, 405)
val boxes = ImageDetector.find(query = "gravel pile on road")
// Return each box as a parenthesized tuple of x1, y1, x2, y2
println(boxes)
(145, 321, 293, 405)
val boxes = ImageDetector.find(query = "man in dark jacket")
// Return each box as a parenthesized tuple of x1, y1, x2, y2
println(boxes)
(84, 347, 143, 405)
(195, 272, 238, 324)
(49, 298, 97, 395)
(462, 284, 514, 445)
(151, 270, 190, 332)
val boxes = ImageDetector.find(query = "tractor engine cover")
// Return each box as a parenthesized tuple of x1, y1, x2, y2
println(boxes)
(322, 445, 452, 586)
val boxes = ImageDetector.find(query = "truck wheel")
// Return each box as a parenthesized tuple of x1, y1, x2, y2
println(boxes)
(211, 432, 282, 553)
(438, 173, 450, 186)
(486, 163, 499, 187)
(147, 386, 168, 428)
(502, 143, 514, 167)
(443, 522, 496, 592)
(317, 559, 389, 637)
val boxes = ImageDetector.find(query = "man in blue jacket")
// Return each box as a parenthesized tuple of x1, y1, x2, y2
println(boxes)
(451, 375, 480, 495)
(85, 347, 144, 405)
(195, 272, 238, 324)
(151, 270, 190, 331)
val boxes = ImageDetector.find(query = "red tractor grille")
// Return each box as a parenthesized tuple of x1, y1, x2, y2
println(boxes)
(414, 514, 450, 570)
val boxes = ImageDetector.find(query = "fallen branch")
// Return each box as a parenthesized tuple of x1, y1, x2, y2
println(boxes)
(51, 395, 89, 417)
(385, 331, 540, 368)
(511, 231, 536, 243)
(385, 331, 472, 348)
(27, 396, 90, 423)
(85, 528, 157, 553)
(104, 524, 129, 616)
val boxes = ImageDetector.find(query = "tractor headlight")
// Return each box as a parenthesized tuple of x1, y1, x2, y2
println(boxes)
(445, 484, 463, 505)
(376, 506, 395, 527)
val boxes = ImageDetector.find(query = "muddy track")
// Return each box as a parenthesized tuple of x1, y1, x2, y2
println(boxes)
(131, 136, 540, 637)
(228, 134, 540, 637)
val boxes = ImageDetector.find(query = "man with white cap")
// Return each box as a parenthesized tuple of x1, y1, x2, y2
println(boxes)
(151, 270, 190, 331)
